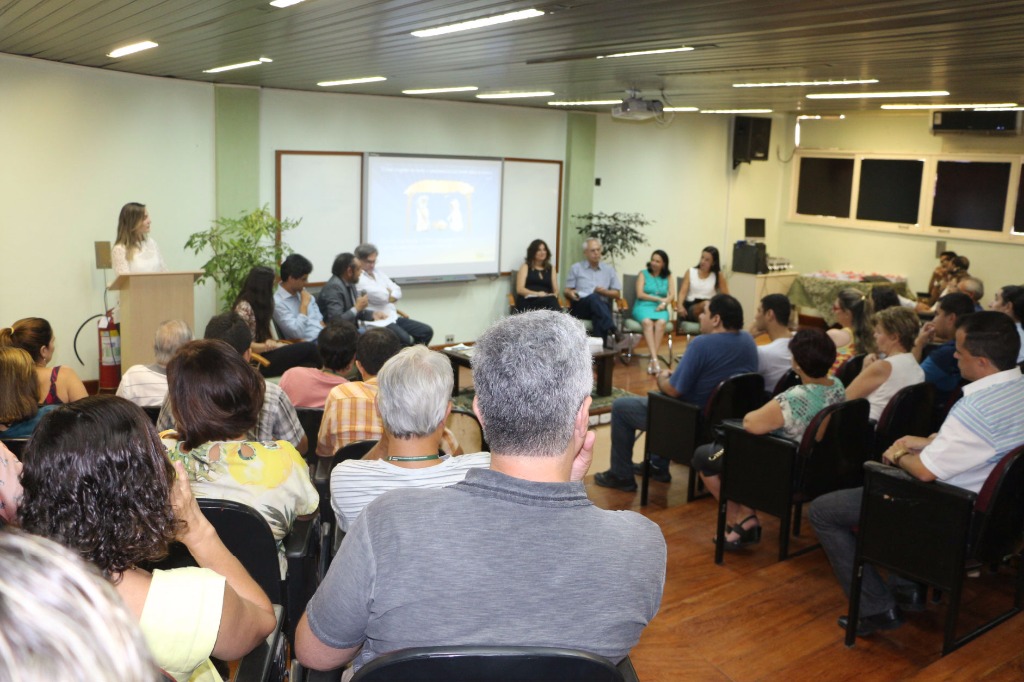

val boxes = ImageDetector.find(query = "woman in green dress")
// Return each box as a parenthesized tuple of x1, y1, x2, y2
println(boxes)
(632, 250, 674, 374)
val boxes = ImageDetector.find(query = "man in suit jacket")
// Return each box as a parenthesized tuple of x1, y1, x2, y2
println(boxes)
(317, 253, 387, 328)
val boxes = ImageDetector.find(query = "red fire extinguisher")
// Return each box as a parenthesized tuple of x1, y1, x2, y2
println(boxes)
(74, 310, 121, 394)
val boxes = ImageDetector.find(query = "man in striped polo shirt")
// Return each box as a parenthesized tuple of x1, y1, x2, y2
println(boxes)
(810, 311, 1024, 639)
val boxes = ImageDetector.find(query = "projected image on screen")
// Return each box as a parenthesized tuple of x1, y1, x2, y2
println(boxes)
(856, 159, 923, 224)
(365, 154, 502, 279)
(931, 160, 1010, 232)
(796, 157, 854, 218)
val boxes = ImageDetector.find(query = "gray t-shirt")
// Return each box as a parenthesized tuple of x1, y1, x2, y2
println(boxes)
(305, 467, 666, 671)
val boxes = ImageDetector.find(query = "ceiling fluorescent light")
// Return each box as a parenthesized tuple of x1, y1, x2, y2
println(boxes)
(663, 107, 698, 112)
(412, 9, 543, 37)
(879, 102, 1016, 110)
(797, 114, 846, 120)
(402, 86, 478, 95)
(203, 57, 272, 74)
(476, 91, 554, 99)
(734, 78, 877, 88)
(270, 0, 305, 6)
(701, 109, 773, 114)
(318, 76, 387, 87)
(597, 46, 693, 59)
(973, 106, 1024, 111)
(807, 90, 948, 100)
(547, 100, 622, 106)
(108, 41, 158, 58)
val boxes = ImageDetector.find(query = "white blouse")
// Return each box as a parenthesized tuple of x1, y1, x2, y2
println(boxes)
(112, 237, 167, 275)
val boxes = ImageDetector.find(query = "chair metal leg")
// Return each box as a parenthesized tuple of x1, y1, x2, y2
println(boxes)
(714, 497, 728, 565)
(640, 452, 651, 506)
(845, 561, 865, 648)
(792, 502, 803, 537)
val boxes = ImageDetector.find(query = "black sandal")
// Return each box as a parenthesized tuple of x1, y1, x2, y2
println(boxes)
(714, 514, 762, 551)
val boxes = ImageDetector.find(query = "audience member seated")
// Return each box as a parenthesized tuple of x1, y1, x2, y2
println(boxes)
(958, 275, 985, 312)
(317, 252, 389, 327)
(828, 288, 874, 375)
(295, 310, 666, 674)
(911, 292, 975, 407)
(273, 254, 326, 343)
(676, 246, 729, 322)
(0, 441, 22, 523)
(1, 317, 87, 405)
(632, 249, 674, 374)
(18, 395, 276, 681)
(116, 319, 192, 407)
(869, 286, 901, 312)
(564, 237, 622, 349)
(594, 294, 758, 491)
(0, 347, 57, 439)
(809, 311, 1024, 638)
(0, 531, 159, 681)
(156, 312, 307, 451)
(749, 293, 793, 390)
(926, 250, 957, 304)
(991, 284, 1024, 363)
(318, 328, 462, 457)
(234, 265, 320, 377)
(280, 321, 359, 409)
(845, 306, 925, 422)
(514, 238, 562, 313)
(330, 346, 491, 533)
(164, 340, 318, 573)
(917, 255, 972, 313)
(354, 243, 434, 346)
(692, 329, 845, 550)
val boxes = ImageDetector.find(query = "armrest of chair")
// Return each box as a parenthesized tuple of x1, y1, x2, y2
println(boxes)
(231, 605, 285, 682)
(249, 352, 271, 368)
(284, 516, 321, 645)
(313, 456, 336, 528)
(284, 516, 318, 561)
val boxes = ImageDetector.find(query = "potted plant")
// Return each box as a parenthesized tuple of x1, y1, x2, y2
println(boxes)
(571, 212, 651, 266)
(185, 206, 299, 308)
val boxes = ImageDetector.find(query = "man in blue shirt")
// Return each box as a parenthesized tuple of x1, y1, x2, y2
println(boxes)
(274, 254, 326, 342)
(911, 292, 974, 408)
(564, 237, 621, 349)
(595, 294, 759, 491)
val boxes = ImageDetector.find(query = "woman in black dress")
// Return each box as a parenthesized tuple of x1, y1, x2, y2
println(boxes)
(514, 239, 562, 312)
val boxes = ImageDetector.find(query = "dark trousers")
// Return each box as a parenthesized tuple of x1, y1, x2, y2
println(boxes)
(259, 341, 319, 378)
(387, 317, 433, 346)
(569, 294, 615, 338)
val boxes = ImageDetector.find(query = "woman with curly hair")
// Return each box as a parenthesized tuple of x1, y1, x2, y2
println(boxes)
(232, 265, 319, 377)
(0, 317, 87, 406)
(18, 395, 276, 682)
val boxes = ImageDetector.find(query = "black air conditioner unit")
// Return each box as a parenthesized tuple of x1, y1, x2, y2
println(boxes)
(931, 110, 1021, 135)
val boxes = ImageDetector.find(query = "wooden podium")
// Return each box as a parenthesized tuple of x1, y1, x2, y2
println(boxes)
(108, 271, 202, 372)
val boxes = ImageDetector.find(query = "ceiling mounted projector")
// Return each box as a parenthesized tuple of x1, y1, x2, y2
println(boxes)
(611, 97, 664, 120)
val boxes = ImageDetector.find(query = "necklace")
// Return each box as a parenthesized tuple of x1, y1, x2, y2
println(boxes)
(386, 454, 441, 462)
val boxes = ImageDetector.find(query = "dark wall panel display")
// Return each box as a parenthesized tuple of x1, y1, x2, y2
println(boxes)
(1015, 166, 1024, 234)
(796, 157, 854, 218)
(856, 159, 923, 224)
(931, 161, 1011, 232)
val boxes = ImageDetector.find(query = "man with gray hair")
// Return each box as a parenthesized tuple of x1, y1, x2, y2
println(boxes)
(115, 319, 192, 407)
(328, 345, 490, 532)
(354, 243, 433, 346)
(565, 237, 622, 348)
(297, 310, 666, 674)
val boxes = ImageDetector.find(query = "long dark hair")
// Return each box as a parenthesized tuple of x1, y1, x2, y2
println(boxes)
(697, 246, 721, 275)
(647, 249, 671, 278)
(836, 288, 874, 354)
(525, 239, 552, 269)
(233, 266, 276, 343)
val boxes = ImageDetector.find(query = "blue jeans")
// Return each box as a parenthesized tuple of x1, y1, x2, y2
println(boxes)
(809, 487, 915, 616)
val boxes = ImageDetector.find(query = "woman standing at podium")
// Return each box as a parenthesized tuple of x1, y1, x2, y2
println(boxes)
(111, 202, 166, 275)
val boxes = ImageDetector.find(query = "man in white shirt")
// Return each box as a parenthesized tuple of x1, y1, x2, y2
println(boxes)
(273, 254, 326, 342)
(116, 319, 192, 407)
(749, 294, 793, 392)
(354, 243, 433, 346)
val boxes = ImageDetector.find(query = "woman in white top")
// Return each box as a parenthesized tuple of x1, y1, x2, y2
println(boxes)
(845, 306, 925, 421)
(676, 246, 729, 321)
(112, 202, 167, 275)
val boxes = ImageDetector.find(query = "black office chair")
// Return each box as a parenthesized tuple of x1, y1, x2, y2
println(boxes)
(295, 407, 325, 467)
(640, 373, 765, 506)
(847, 445, 1024, 654)
(834, 354, 866, 387)
(771, 369, 801, 397)
(716, 398, 872, 563)
(350, 646, 635, 682)
(873, 382, 935, 457)
(141, 405, 162, 425)
(313, 439, 379, 570)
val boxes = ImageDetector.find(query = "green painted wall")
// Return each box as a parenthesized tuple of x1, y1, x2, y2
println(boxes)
(561, 112, 597, 278)
(214, 86, 260, 218)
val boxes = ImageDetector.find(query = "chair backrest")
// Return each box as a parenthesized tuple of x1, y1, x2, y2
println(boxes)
(772, 369, 801, 397)
(645, 391, 701, 464)
(446, 405, 488, 453)
(141, 405, 162, 425)
(196, 498, 283, 604)
(704, 372, 766, 431)
(874, 382, 935, 456)
(332, 439, 379, 468)
(350, 646, 625, 682)
(971, 444, 1024, 564)
(622, 273, 639, 312)
(295, 407, 325, 463)
(835, 353, 866, 387)
(0, 438, 29, 457)
(796, 398, 872, 499)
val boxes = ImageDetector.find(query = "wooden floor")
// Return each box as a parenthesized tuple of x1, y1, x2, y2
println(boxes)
(578, 342, 1024, 682)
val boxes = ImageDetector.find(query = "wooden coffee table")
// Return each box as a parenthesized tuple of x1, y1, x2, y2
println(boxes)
(441, 346, 617, 397)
